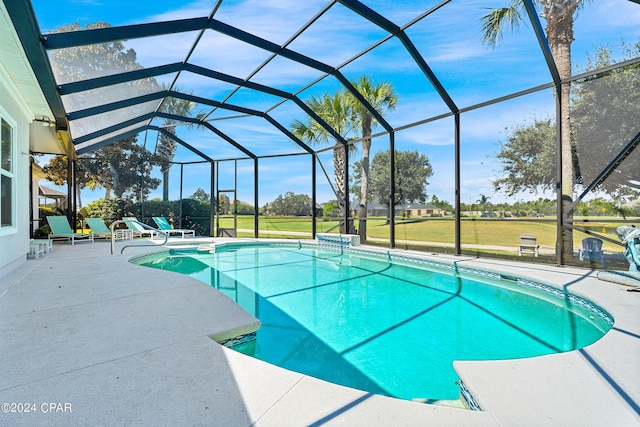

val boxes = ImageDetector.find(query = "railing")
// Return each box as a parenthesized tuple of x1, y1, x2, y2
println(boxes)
(110, 219, 168, 255)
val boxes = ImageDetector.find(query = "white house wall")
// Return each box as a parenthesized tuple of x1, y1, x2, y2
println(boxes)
(0, 2, 63, 279)
(0, 74, 31, 278)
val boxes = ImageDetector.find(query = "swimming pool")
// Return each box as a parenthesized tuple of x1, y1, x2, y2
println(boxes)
(132, 242, 612, 401)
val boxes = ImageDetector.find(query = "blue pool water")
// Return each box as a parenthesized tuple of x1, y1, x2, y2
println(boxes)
(132, 243, 612, 401)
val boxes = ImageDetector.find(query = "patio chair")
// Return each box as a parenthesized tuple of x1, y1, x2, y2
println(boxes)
(518, 233, 539, 257)
(578, 237, 605, 266)
(123, 217, 158, 239)
(617, 226, 640, 273)
(47, 216, 94, 245)
(153, 216, 196, 238)
(85, 217, 132, 241)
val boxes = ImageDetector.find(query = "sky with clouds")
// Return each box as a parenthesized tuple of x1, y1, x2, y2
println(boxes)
(30, 0, 639, 207)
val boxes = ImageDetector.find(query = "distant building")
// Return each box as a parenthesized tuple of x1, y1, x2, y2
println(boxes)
(404, 203, 446, 217)
(364, 201, 445, 217)
(38, 184, 68, 209)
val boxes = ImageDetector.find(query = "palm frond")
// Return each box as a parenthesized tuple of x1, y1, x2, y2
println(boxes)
(348, 75, 399, 128)
(480, 5, 525, 48)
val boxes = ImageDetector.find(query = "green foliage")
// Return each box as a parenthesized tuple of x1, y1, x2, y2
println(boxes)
(508, 198, 556, 217)
(480, 0, 591, 258)
(156, 89, 196, 168)
(127, 198, 212, 236)
(38, 206, 54, 218)
(217, 194, 230, 214)
(493, 116, 557, 195)
(74, 197, 214, 236)
(45, 22, 161, 202)
(180, 199, 211, 236)
(290, 93, 355, 227)
(129, 200, 179, 226)
(493, 42, 640, 201)
(290, 76, 399, 234)
(190, 188, 210, 202)
(290, 93, 356, 144)
(352, 150, 433, 207)
(156, 87, 200, 200)
(429, 195, 454, 213)
(79, 198, 122, 224)
(571, 42, 640, 199)
(235, 201, 254, 215)
(34, 207, 55, 237)
(90, 138, 161, 200)
(34, 225, 50, 238)
(263, 192, 312, 216)
(323, 200, 339, 218)
(480, 3, 526, 48)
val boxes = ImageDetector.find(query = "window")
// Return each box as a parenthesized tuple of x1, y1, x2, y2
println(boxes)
(0, 114, 15, 229)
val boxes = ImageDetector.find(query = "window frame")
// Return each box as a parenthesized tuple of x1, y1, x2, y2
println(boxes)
(0, 105, 17, 235)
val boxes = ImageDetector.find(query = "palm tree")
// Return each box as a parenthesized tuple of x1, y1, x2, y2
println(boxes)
(156, 90, 195, 201)
(347, 76, 398, 241)
(480, 0, 590, 259)
(291, 93, 356, 233)
(476, 194, 492, 212)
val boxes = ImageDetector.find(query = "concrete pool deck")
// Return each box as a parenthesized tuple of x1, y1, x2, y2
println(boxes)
(0, 238, 638, 426)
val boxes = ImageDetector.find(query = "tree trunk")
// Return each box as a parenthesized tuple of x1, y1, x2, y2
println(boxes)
(162, 169, 170, 201)
(109, 161, 123, 197)
(545, 1, 578, 262)
(334, 145, 355, 234)
(159, 127, 175, 202)
(334, 146, 347, 233)
(358, 118, 372, 241)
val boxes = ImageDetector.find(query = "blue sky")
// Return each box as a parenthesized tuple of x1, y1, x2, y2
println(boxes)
(30, 0, 640, 208)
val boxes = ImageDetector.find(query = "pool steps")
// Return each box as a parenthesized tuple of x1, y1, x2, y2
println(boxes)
(216, 331, 257, 347)
(316, 233, 360, 248)
(458, 381, 482, 411)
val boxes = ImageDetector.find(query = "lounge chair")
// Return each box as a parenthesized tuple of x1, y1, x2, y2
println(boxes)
(518, 233, 539, 257)
(85, 217, 132, 241)
(47, 215, 94, 245)
(123, 217, 158, 239)
(153, 216, 195, 238)
(618, 226, 640, 273)
(578, 237, 605, 266)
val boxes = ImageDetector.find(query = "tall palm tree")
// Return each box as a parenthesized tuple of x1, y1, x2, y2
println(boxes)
(480, 0, 589, 259)
(347, 76, 398, 240)
(291, 93, 356, 233)
(156, 90, 195, 201)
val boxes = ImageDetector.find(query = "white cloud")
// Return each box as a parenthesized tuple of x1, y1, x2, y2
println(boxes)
(583, 0, 640, 30)
(126, 33, 200, 67)
(427, 40, 486, 63)
(138, 0, 212, 23)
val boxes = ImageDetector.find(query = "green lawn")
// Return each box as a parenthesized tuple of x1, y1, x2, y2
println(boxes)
(218, 215, 631, 254)
(219, 216, 340, 234)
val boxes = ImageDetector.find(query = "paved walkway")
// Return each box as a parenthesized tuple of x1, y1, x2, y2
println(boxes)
(1, 238, 638, 426)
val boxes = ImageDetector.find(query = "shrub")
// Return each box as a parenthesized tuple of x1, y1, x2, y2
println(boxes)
(80, 198, 122, 225)
(34, 225, 50, 238)
(128, 199, 212, 236)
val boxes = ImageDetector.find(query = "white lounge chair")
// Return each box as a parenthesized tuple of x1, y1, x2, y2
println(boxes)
(153, 216, 195, 238)
(123, 217, 158, 239)
(47, 216, 94, 245)
(86, 217, 132, 241)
